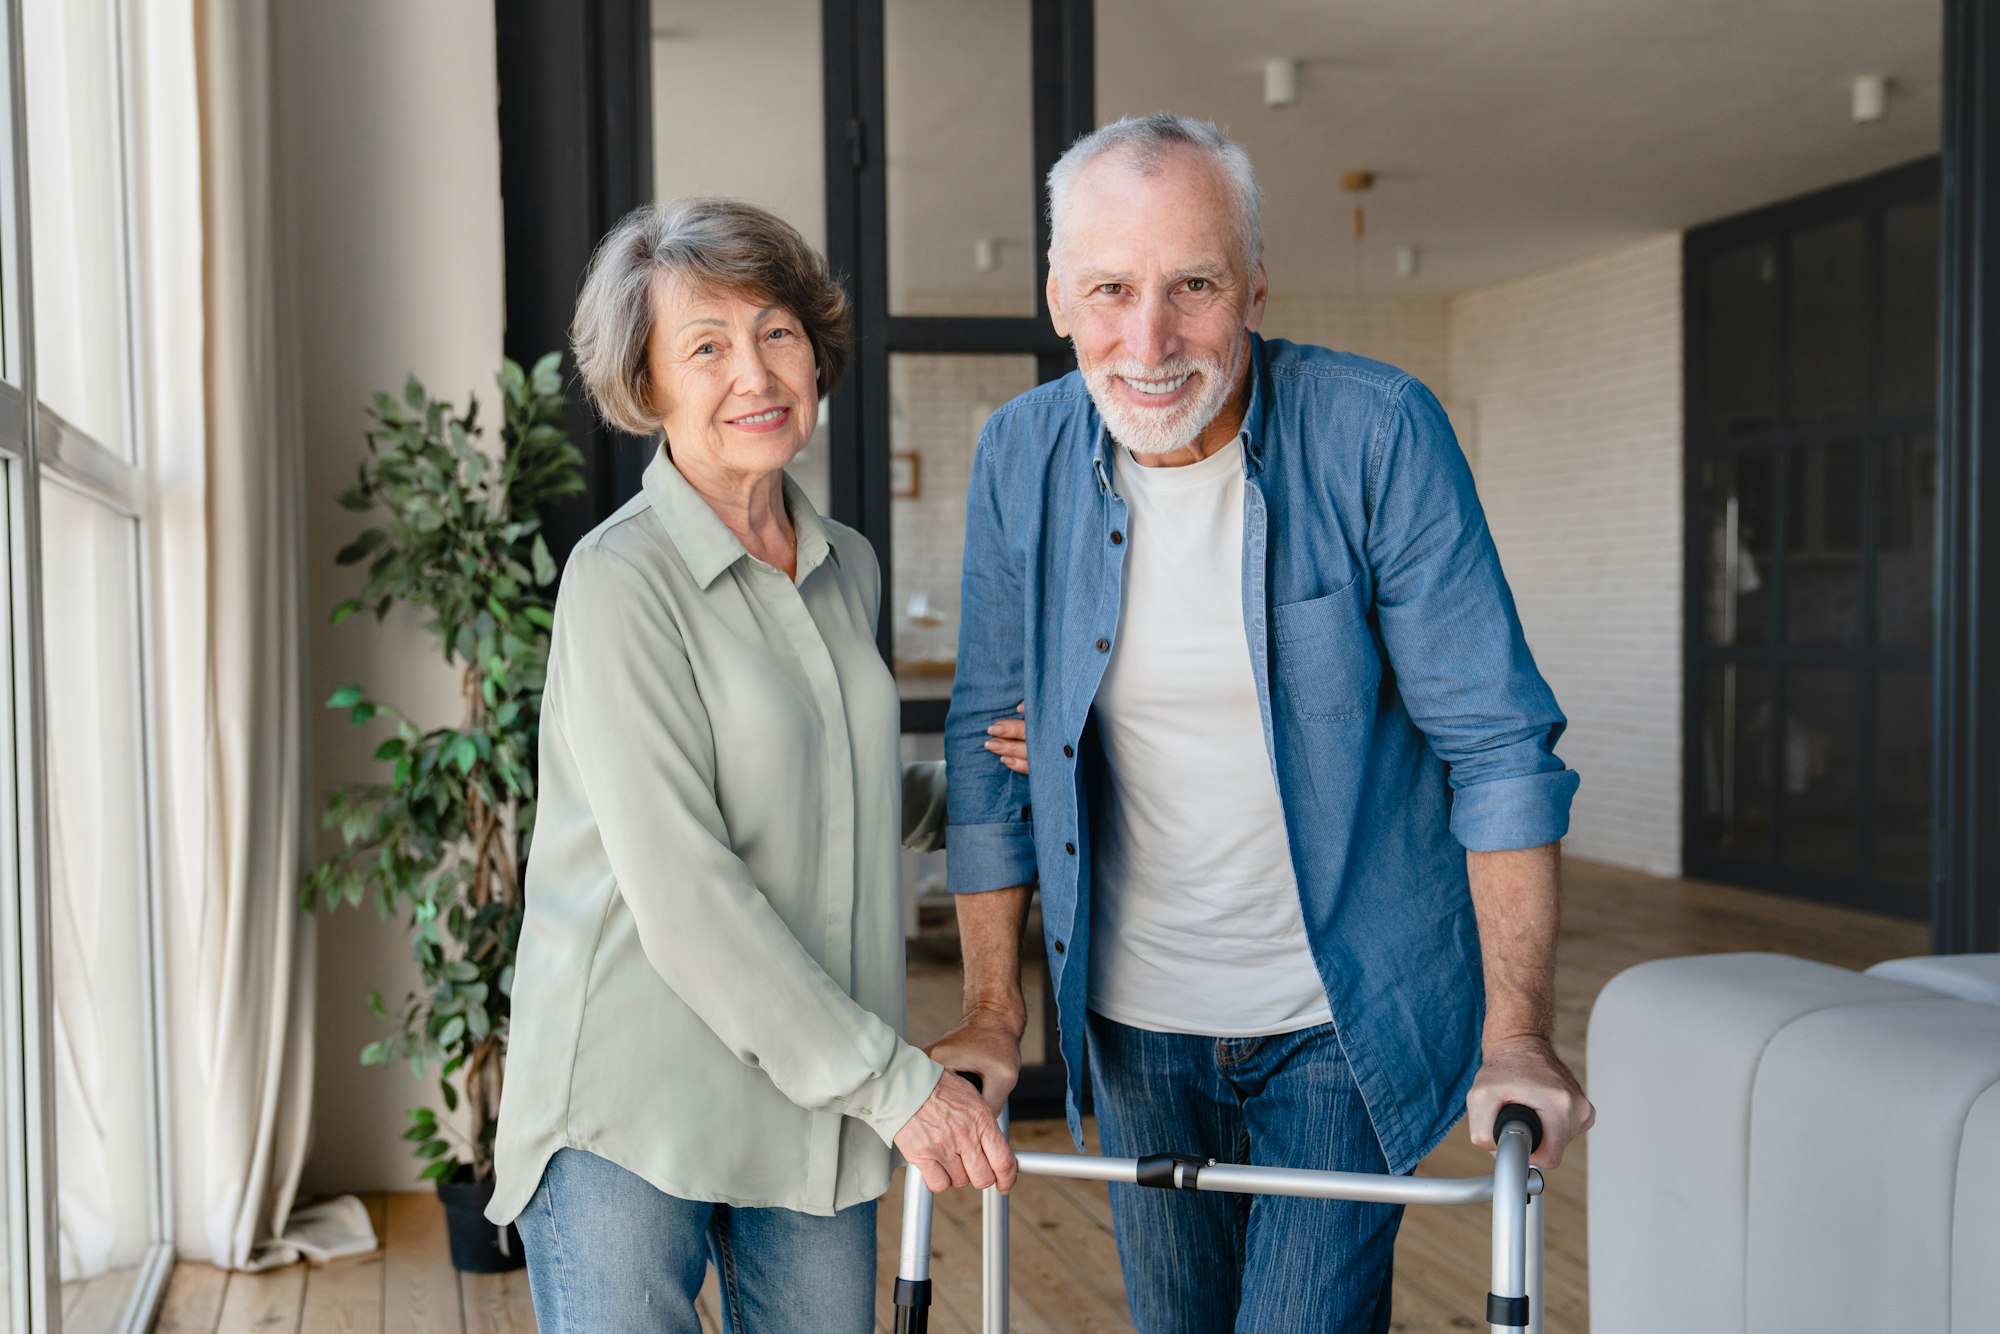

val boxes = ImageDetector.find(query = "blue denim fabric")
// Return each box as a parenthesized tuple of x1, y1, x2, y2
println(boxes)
(944, 336, 1580, 1175)
(1087, 1010, 1401, 1333)
(515, 1148, 876, 1333)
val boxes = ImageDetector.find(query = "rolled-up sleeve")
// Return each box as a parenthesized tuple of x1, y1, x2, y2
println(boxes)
(1364, 379, 1580, 852)
(552, 543, 940, 1143)
(944, 430, 1038, 893)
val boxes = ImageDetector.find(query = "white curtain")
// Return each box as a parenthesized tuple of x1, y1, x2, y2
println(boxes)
(150, 0, 321, 1269)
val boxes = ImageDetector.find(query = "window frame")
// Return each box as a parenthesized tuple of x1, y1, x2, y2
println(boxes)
(0, 0, 176, 1328)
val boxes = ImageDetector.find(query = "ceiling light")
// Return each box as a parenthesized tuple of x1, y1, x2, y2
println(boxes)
(1852, 74, 1889, 124)
(1265, 59, 1299, 108)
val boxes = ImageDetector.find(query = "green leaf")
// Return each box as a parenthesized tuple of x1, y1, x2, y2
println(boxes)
(417, 1139, 451, 1159)
(418, 1159, 456, 1182)
(440, 1080, 460, 1113)
(326, 685, 365, 709)
(331, 600, 362, 627)
(438, 1015, 467, 1047)
(374, 738, 407, 762)
(350, 702, 377, 726)
(530, 534, 557, 586)
(335, 529, 386, 566)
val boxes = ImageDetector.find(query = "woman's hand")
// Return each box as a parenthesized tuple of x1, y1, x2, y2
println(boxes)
(893, 1071, 1018, 1193)
(984, 702, 1028, 774)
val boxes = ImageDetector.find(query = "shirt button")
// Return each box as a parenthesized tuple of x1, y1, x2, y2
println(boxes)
(1053, 939, 1066, 954)
(1109, 530, 1124, 545)
(1095, 637, 1110, 653)
(1062, 744, 1075, 758)
(1064, 842, 1076, 855)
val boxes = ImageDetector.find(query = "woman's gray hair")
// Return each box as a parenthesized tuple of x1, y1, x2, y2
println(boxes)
(570, 198, 851, 436)
(1045, 113, 1264, 273)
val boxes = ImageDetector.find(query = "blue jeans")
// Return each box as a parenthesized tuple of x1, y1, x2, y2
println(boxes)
(1087, 1010, 1403, 1333)
(514, 1148, 876, 1333)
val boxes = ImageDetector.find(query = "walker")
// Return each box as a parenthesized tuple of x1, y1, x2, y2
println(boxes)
(891, 1102, 1547, 1333)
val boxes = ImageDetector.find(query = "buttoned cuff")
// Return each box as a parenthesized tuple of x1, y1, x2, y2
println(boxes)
(1448, 769, 1581, 852)
(842, 1042, 945, 1147)
(946, 821, 1037, 894)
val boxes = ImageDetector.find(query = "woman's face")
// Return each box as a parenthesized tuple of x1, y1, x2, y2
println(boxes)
(646, 276, 819, 482)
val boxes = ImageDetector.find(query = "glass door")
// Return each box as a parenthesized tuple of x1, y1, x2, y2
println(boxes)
(1685, 161, 1940, 918)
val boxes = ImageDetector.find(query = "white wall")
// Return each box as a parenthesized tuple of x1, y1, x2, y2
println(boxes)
(275, 0, 506, 1194)
(1261, 295, 1451, 396)
(1447, 236, 1685, 877)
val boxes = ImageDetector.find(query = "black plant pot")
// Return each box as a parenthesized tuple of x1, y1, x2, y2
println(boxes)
(436, 1176, 527, 1273)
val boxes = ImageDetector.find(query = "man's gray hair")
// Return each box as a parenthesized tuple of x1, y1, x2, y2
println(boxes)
(1045, 113, 1264, 271)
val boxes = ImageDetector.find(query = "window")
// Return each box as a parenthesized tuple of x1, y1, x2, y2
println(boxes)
(0, 0, 175, 1328)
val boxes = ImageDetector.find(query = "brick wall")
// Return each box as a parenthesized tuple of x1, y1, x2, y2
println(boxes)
(1261, 294, 1450, 392)
(1446, 235, 1685, 876)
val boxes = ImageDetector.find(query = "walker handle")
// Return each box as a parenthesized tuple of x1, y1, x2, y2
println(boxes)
(1494, 1103, 1544, 1153)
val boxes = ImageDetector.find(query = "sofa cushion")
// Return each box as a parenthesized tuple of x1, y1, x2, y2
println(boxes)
(1587, 953, 1928, 1334)
(1746, 998, 2000, 1332)
(1865, 954, 2000, 1007)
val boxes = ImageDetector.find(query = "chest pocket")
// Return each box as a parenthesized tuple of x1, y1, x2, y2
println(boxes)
(1272, 574, 1383, 723)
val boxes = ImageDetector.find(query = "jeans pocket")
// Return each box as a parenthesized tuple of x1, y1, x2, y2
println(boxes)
(1273, 576, 1382, 723)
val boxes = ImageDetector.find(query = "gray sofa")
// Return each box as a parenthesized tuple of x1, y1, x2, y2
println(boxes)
(1587, 951, 2000, 1333)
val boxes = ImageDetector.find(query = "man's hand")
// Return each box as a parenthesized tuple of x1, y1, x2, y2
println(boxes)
(893, 1070, 1018, 1193)
(926, 1008, 1024, 1116)
(1466, 1034, 1594, 1170)
(985, 702, 1028, 774)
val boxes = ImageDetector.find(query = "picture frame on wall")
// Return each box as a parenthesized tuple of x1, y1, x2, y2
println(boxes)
(890, 451, 921, 498)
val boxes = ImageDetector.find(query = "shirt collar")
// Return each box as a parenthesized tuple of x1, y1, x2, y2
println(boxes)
(1089, 332, 1272, 493)
(642, 445, 839, 590)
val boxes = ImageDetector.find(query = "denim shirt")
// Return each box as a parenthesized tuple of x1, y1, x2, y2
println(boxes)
(943, 335, 1579, 1175)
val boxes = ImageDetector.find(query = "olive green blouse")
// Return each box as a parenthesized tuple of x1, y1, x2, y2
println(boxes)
(487, 448, 946, 1224)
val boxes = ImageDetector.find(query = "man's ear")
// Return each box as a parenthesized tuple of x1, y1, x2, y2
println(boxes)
(1046, 260, 1071, 338)
(1244, 260, 1269, 334)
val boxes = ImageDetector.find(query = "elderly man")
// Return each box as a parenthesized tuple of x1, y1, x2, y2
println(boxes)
(930, 114, 1593, 1331)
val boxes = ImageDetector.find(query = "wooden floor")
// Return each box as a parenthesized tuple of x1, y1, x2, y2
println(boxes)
(153, 861, 1927, 1333)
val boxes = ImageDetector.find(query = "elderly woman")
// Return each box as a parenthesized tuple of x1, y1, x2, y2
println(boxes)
(486, 198, 1017, 1333)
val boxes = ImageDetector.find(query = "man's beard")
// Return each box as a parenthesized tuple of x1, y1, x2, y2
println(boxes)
(1082, 335, 1245, 456)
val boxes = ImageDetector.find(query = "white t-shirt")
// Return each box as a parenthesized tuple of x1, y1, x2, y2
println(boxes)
(1087, 439, 1334, 1037)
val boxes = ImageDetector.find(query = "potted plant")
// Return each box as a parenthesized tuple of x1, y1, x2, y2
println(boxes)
(303, 353, 583, 1272)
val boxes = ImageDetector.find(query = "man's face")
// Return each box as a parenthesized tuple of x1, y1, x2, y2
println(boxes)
(1047, 148, 1267, 457)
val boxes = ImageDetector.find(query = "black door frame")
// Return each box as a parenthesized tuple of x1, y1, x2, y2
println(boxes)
(1681, 158, 1940, 919)
(1937, 0, 2000, 954)
(823, 0, 1094, 1118)
(823, 0, 1094, 734)
(493, 0, 655, 563)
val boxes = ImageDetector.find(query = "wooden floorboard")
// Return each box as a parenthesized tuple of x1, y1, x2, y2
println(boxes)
(300, 1194, 386, 1334)
(154, 1264, 229, 1334)
(382, 1193, 461, 1334)
(154, 861, 1928, 1333)
(213, 1263, 305, 1334)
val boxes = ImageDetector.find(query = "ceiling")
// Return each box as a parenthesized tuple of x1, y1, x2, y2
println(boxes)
(1097, 0, 1942, 298)
(653, 0, 1942, 303)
